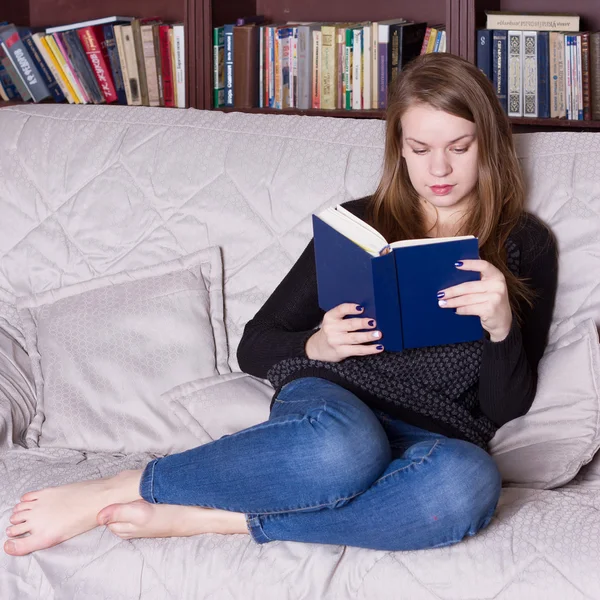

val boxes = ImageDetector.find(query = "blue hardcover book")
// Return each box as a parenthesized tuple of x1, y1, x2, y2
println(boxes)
(0, 25, 52, 102)
(0, 48, 21, 100)
(19, 31, 65, 103)
(103, 24, 128, 105)
(224, 24, 234, 107)
(60, 30, 104, 104)
(492, 30, 508, 113)
(477, 29, 493, 81)
(537, 31, 550, 119)
(312, 207, 483, 352)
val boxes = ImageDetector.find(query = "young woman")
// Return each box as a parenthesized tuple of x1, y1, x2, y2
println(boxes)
(4, 53, 557, 556)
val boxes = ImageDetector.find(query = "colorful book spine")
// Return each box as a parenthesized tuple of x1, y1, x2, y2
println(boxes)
(60, 30, 103, 104)
(522, 31, 537, 118)
(580, 32, 591, 121)
(344, 27, 353, 110)
(0, 50, 21, 100)
(268, 26, 275, 108)
(477, 29, 493, 81)
(213, 26, 225, 108)
(549, 32, 566, 118)
(21, 32, 65, 102)
(575, 34, 583, 120)
(537, 31, 550, 118)
(37, 35, 77, 103)
(102, 25, 127, 104)
(0, 27, 52, 102)
(279, 27, 292, 109)
(258, 26, 264, 108)
(78, 26, 118, 103)
(492, 30, 508, 113)
(224, 24, 234, 107)
(507, 31, 523, 117)
(46, 33, 85, 103)
(311, 29, 321, 109)
(591, 33, 600, 120)
(320, 25, 337, 110)
(158, 25, 174, 107)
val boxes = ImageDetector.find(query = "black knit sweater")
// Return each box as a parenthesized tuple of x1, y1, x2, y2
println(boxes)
(237, 198, 558, 448)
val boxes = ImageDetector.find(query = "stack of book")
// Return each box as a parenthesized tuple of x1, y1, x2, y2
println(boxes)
(477, 11, 600, 121)
(213, 17, 444, 111)
(0, 16, 185, 107)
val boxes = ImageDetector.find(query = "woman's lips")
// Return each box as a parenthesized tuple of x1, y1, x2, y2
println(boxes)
(430, 185, 455, 196)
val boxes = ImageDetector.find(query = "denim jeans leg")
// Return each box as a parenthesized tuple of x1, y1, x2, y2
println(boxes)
(251, 435, 502, 551)
(138, 378, 391, 515)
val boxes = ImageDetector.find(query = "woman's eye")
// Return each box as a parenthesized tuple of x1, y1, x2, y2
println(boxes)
(412, 149, 428, 155)
(452, 147, 468, 154)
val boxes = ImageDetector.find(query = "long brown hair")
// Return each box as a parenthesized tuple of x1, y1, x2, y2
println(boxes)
(369, 52, 533, 313)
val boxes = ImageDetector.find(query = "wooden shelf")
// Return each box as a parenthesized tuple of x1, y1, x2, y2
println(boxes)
(216, 107, 387, 119)
(510, 117, 600, 130)
(0, 100, 26, 108)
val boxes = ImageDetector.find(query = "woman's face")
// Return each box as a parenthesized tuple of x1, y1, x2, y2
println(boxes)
(401, 104, 478, 215)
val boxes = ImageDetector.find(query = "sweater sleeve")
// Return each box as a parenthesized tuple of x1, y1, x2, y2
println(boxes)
(237, 197, 370, 379)
(477, 216, 558, 426)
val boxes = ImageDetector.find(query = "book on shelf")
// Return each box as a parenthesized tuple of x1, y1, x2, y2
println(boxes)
(476, 13, 599, 121)
(233, 24, 259, 109)
(312, 205, 483, 352)
(0, 16, 185, 108)
(485, 12, 580, 32)
(591, 33, 600, 120)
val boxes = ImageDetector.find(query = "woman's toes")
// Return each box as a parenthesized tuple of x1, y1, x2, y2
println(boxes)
(6, 523, 31, 538)
(10, 512, 29, 525)
(20, 492, 39, 503)
(4, 536, 43, 556)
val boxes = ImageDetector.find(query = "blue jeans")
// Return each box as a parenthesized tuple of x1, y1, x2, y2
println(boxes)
(140, 377, 501, 551)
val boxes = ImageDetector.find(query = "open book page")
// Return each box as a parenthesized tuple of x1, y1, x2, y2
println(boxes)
(389, 235, 476, 249)
(316, 205, 389, 256)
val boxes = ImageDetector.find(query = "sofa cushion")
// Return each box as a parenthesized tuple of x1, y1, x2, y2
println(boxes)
(490, 318, 600, 488)
(17, 248, 229, 454)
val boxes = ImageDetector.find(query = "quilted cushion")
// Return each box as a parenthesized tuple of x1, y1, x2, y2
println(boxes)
(17, 248, 229, 454)
(490, 318, 600, 488)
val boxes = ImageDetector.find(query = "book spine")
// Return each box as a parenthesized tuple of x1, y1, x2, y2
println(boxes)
(131, 20, 149, 106)
(0, 30, 52, 102)
(421, 27, 432, 54)
(158, 25, 174, 107)
(213, 26, 225, 108)
(485, 13, 580, 32)
(1, 57, 30, 100)
(113, 25, 133, 104)
(344, 28, 353, 110)
(507, 31, 522, 117)
(352, 28, 362, 110)
(169, 28, 178, 107)
(0, 55, 22, 100)
(388, 26, 400, 86)
(223, 24, 234, 107)
(258, 26, 264, 108)
(43, 34, 79, 103)
(292, 27, 298, 108)
(377, 26, 389, 110)
(371, 23, 378, 108)
(139, 25, 160, 107)
(280, 28, 291, 109)
(51, 33, 88, 103)
(363, 25, 371, 110)
(580, 32, 591, 121)
(336, 27, 345, 109)
(268, 26, 275, 108)
(321, 25, 336, 110)
(78, 26, 118, 103)
(274, 28, 282, 109)
(61, 30, 104, 104)
(476, 29, 493, 81)
(492, 30, 508, 113)
(173, 24, 185, 108)
(103, 25, 127, 105)
(120, 25, 142, 105)
(311, 29, 321, 109)
(537, 31, 550, 118)
(590, 33, 600, 121)
(151, 25, 164, 106)
(296, 26, 312, 110)
(522, 31, 537, 118)
(549, 32, 566, 118)
(566, 35, 574, 119)
(433, 30, 442, 52)
(426, 27, 438, 53)
(21, 33, 65, 103)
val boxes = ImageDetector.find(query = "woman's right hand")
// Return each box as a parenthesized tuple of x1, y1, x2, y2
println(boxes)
(305, 304, 384, 362)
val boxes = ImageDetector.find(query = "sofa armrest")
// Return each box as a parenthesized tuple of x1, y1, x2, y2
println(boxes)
(0, 329, 36, 450)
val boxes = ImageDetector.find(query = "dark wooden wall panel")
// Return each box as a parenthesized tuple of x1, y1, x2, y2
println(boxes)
(0, 0, 30, 25)
(28, 0, 186, 28)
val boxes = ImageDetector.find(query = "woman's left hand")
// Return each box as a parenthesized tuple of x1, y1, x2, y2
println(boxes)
(437, 259, 512, 342)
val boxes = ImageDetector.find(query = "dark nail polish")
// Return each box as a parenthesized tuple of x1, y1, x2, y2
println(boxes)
(368, 320, 375, 327)
(376, 345, 384, 351)
(436, 291, 445, 299)
(455, 261, 463, 267)
(356, 305, 364, 312)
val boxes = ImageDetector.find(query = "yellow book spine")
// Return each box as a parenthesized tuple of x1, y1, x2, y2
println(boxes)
(320, 25, 337, 110)
(169, 28, 178, 107)
(426, 28, 438, 54)
(45, 35, 83, 103)
(36, 35, 75, 103)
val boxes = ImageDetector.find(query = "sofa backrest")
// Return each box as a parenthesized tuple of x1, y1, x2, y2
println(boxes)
(0, 105, 598, 369)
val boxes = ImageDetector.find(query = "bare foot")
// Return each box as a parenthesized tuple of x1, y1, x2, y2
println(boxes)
(97, 500, 249, 539)
(4, 470, 143, 556)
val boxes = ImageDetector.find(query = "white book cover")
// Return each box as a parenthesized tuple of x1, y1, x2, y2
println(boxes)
(508, 30, 523, 117)
(372, 22, 378, 109)
(522, 31, 538, 117)
(363, 25, 371, 110)
(352, 28, 362, 109)
(440, 30, 447, 52)
(46, 16, 134, 34)
(173, 25, 186, 108)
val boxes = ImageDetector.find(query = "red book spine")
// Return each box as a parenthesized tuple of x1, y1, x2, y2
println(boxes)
(159, 25, 174, 107)
(77, 26, 118, 103)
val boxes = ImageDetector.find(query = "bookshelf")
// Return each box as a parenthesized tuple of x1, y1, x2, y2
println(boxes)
(1, 0, 600, 131)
